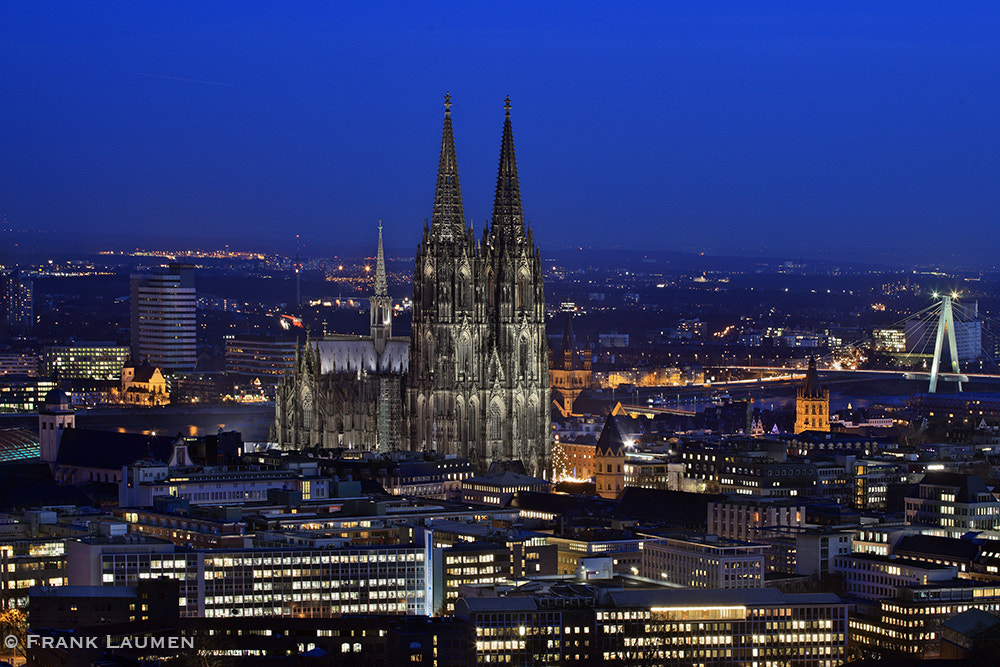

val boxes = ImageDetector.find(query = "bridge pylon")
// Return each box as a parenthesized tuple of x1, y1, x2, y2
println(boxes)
(929, 294, 961, 393)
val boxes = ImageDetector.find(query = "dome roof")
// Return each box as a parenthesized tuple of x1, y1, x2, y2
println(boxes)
(43, 388, 71, 408)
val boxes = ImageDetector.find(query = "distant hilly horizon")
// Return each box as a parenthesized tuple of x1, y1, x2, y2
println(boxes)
(2, 228, 998, 274)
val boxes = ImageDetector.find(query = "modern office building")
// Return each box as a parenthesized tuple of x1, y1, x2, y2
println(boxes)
(119, 457, 330, 508)
(130, 264, 197, 372)
(67, 537, 432, 617)
(28, 578, 179, 629)
(41, 342, 130, 381)
(1, 268, 33, 331)
(0, 352, 38, 376)
(707, 497, 806, 544)
(455, 586, 849, 666)
(639, 535, 766, 589)
(834, 553, 957, 600)
(904, 472, 1000, 538)
(224, 334, 297, 377)
(850, 581, 1000, 659)
(0, 537, 68, 609)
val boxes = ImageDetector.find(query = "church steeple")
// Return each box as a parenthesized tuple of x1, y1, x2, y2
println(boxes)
(430, 92, 466, 242)
(371, 222, 392, 355)
(491, 96, 524, 242)
(374, 221, 388, 298)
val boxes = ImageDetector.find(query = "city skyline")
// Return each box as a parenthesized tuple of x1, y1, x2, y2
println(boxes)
(2, 3, 998, 266)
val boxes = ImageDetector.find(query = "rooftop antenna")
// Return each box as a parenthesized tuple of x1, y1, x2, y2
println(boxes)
(294, 234, 302, 308)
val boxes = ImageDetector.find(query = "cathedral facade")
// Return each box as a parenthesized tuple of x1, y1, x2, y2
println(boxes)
(408, 96, 551, 478)
(273, 96, 551, 478)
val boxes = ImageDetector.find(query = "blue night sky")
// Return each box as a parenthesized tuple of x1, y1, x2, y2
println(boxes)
(2, 3, 998, 264)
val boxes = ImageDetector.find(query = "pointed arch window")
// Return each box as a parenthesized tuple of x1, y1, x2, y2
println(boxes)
(458, 336, 472, 381)
(488, 404, 502, 441)
(513, 403, 522, 441)
(520, 335, 531, 379)
(422, 265, 435, 311)
(469, 400, 479, 444)
(458, 269, 471, 311)
(301, 389, 313, 430)
(456, 399, 466, 444)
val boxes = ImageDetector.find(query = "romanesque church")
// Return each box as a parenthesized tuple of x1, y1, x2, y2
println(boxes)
(274, 96, 551, 478)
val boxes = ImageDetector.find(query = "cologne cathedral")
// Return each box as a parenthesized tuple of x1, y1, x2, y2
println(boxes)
(410, 95, 550, 478)
(274, 96, 551, 478)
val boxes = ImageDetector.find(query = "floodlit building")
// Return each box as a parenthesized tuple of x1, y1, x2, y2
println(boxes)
(549, 314, 592, 418)
(409, 97, 551, 476)
(119, 363, 169, 406)
(795, 357, 829, 433)
(594, 414, 626, 500)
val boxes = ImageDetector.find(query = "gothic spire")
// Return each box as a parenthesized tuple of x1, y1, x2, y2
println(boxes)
(430, 92, 466, 242)
(561, 312, 576, 355)
(595, 413, 626, 456)
(491, 95, 524, 242)
(374, 221, 387, 298)
(801, 356, 824, 398)
(371, 221, 392, 355)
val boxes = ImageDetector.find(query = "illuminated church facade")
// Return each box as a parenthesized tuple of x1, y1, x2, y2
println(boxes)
(274, 96, 551, 477)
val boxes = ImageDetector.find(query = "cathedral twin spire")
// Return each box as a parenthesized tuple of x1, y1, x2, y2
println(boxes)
(429, 93, 527, 244)
(491, 96, 525, 243)
(430, 93, 466, 242)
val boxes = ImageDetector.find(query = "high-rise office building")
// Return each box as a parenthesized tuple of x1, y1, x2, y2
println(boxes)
(130, 264, 197, 372)
(0, 269, 33, 331)
(42, 342, 130, 380)
(224, 335, 297, 377)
